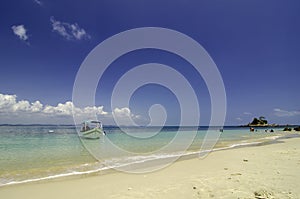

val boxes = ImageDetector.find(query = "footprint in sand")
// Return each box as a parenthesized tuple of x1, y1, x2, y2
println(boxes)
(231, 173, 242, 176)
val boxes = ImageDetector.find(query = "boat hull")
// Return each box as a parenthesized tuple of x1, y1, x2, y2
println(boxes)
(80, 128, 104, 139)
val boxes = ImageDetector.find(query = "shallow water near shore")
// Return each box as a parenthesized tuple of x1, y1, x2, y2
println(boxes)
(0, 125, 298, 186)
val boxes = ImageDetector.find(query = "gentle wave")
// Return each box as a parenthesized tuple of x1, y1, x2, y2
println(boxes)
(0, 167, 107, 187)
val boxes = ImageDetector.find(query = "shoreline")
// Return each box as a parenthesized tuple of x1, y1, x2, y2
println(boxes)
(1, 134, 300, 198)
(1, 132, 299, 188)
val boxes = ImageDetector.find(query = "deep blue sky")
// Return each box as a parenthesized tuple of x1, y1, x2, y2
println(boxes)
(0, 0, 299, 125)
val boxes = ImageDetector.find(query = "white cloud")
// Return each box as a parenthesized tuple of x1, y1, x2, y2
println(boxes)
(243, 112, 252, 115)
(11, 25, 29, 41)
(0, 93, 141, 125)
(113, 107, 131, 117)
(33, 0, 42, 5)
(50, 17, 91, 40)
(236, 117, 243, 121)
(274, 108, 300, 117)
(82, 106, 108, 116)
(0, 94, 17, 108)
(0, 93, 107, 118)
(31, 101, 43, 112)
(43, 101, 74, 116)
(112, 107, 141, 126)
(43, 101, 108, 117)
(12, 100, 31, 112)
(0, 94, 43, 114)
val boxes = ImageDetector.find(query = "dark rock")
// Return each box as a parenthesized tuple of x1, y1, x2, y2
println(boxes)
(283, 127, 292, 131)
(294, 127, 300, 131)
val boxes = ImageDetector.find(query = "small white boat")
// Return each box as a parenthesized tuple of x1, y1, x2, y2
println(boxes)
(80, 120, 105, 139)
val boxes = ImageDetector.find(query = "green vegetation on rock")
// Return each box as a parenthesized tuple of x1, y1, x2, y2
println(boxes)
(250, 116, 268, 126)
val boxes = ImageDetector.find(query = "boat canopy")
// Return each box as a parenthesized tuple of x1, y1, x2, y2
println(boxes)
(82, 120, 102, 124)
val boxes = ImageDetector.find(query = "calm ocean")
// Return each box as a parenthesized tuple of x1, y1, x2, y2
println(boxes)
(0, 125, 297, 186)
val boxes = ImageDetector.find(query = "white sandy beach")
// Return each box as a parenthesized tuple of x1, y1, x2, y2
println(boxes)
(1, 137, 300, 199)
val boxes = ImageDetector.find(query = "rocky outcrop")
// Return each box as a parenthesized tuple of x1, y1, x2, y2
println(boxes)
(283, 127, 292, 131)
(294, 127, 300, 131)
(250, 117, 268, 126)
(243, 116, 277, 127)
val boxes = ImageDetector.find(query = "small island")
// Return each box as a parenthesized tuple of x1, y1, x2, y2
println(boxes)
(241, 116, 278, 127)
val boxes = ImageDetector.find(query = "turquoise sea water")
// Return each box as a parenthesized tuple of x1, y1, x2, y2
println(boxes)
(0, 125, 298, 186)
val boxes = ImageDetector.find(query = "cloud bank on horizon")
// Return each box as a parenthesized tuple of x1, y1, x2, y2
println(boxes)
(0, 93, 299, 125)
(0, 93, 141, 125)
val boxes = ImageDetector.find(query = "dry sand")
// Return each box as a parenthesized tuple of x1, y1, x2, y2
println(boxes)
(1, 137, 300, 199)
